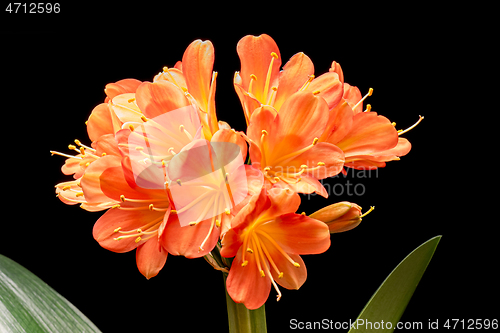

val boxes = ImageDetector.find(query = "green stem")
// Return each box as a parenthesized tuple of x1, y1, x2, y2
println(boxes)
(222, 272, 267, 333)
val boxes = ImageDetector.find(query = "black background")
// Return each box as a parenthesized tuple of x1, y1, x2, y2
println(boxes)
(1, 3, 497, 332)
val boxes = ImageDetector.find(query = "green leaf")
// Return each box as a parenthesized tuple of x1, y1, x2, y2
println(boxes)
(348, 236, 441, 333)
(0, 254, 101, 332)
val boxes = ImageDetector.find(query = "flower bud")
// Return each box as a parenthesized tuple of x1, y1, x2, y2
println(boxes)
(309, 202, 362, 233)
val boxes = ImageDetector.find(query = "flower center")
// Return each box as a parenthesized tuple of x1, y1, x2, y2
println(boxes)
(240, 219, 301, 302)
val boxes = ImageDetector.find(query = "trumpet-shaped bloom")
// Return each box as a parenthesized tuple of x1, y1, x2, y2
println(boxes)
(221, 187, 330, 309)
(320, 97, 415, 170)
(154, 39, 219, 139)
(234, 34, 343, 123)
(246, 91, 344, 197)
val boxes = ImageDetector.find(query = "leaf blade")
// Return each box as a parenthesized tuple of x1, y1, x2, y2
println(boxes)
(348, 236, 441, 333)
(0, 254, 101, 333)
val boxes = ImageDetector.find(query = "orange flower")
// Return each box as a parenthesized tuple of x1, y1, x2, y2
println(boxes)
(154, 39, 219, 139)
(90, 155, 170, 279)
(234, 34, 343, 123)
(245, 91, 344, 197)
(221, 187, 330, 309)
(319, 94, 422, 170)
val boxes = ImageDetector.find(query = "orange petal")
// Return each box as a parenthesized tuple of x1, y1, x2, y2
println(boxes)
(80, 155, 122, 203)
(306, 72, 343, 110)
(260, 213, 331, 255)
(136, 238, 168, 279)
(135, 81, 190, 119)
(93, 207, 164, 253)
(274, 52, 314, 112)
(343, 83, 363, 114)
(226, 247, 271, 310)
(161, 214, 219, 258)
(211, 128, 248, 164)
(267, 92, 329, 162)
(104, 78, 142, 102)
(182, 40, 214, 112)
(86, 103, 122, 142)
(237, 34, 281, 104)
(319, 99, 354, 145)
(337, 112, 399, 157)
(272, 254, 307, 290)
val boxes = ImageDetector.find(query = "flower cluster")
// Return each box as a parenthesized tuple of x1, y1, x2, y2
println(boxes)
(52, 34, 420, 309)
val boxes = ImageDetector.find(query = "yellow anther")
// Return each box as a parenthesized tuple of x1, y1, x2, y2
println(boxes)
(62, 185, 71, 191)
(68, 144, 77, 150)
(365, 104, 372, 112)
(241, 260, 248, 267)
(278, 272, 284, 279)
(140, 115, 147, 122)
(270, 52, 278, 59)
(149, 204, 154, 211)
(76, 192, 84, 197)
(135, 236, 142, 243)
(313, 138, 319, 145)
(392, 122, 397, 127)
(163, 66, 169, 72)
(293, 262, 301, 268)
(247, 248, 254, 254)
(176, 179, 182, 186)
(128, 97, 136, 103)
(111, 204, 121, 209)
(312, 90, 321, 95)
(171, 210, 177, 214)
(261, 129, 268, 135)
(271, 86, 277, 91)
(360, 206, 375, 218)
(128, 124, 135, 131)
(225, 208, 231, 215)
(120, 195, 126, 202)
(135, 146, 144, 150)
(113, 227, 121, 233)
(250, 74, 257, 81)
(215, 219, 221, 228)
(317, 162, 325, 166)
(189, 221, 198, 226)
(79, 147, 85, 155)
(368, 87, 373, 96)
(136, 228, 142, 233)
(74, 139, 82, 146)
(301, 212, 306, 216)
(85, 162, 90, 167)
(101, 152, 106, 156)
(274, 176, 280, 181)
(260, 270, 266, 277)
(263, 167, 271, 172)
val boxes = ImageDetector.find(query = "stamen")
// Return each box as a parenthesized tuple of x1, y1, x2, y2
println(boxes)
(266, 86, 277, 105)
(352, 87, 373, 112)
(256, 230, 300, 267)
(272, 138, 319, 166)
(360, 206, 375, 218)
(299, 75, 315, 91)
(248, 74, 257, 95)
(199, 195, 219, 252)
(179, 124, 193, 141)
(398, 115, 424, 136)
(140, 115, 148, 122)
(50, 151, 82, 159)
(364, 104, 372, 112)
(263, 52, 278, 103)
(74, 139, 95, 152)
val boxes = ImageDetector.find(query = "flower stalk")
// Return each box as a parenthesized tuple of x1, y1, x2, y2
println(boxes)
(223, 271, 267, 333)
